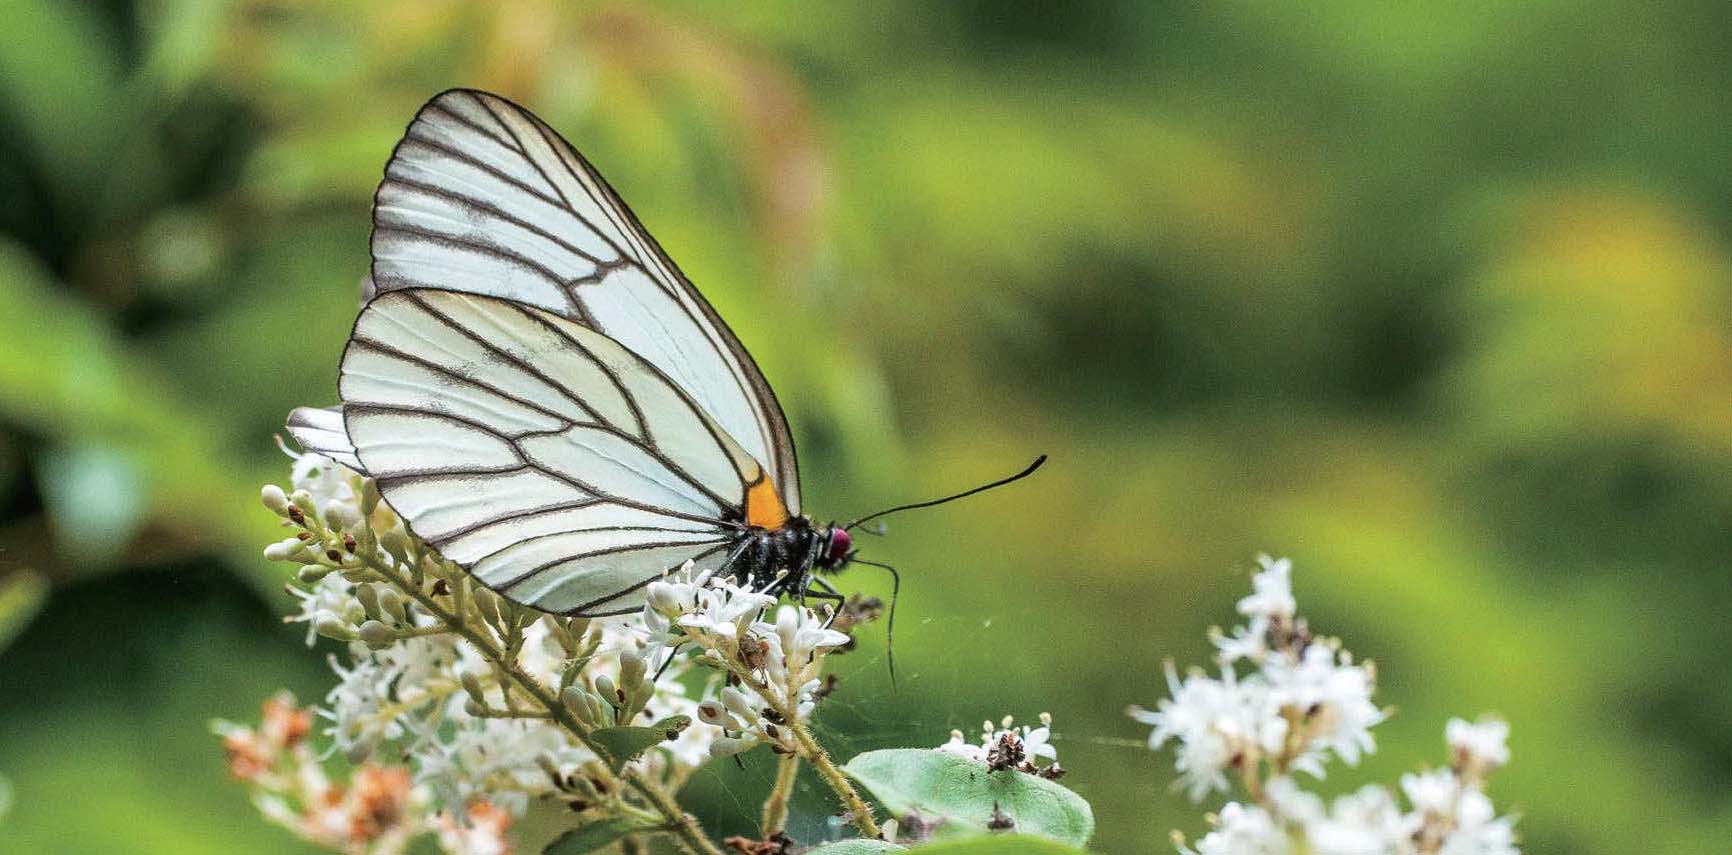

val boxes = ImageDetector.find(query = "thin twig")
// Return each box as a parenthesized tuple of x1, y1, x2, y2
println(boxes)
(761, 753, 800, 836)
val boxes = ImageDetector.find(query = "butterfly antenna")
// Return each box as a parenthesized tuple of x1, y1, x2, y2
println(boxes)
(850, 557, 901, 688)
(844, 455, 1047, 532)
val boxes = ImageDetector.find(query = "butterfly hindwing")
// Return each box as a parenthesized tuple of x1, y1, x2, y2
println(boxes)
(285, 406, 362, 469)
(339, 289, 763, 615)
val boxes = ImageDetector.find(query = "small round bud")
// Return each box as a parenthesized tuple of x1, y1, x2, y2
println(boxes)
(721, 686, 757, 721)
(296, 564, 334, 583)
(344, 740, 374, 764)
(360, 479, 382, 516)
(378, 528, 411, 565)
(261, 485, 291, 515)
(315, 616, 356, 641)
(536, 754, 563, 785)
(353, 583, 382, 618)
(357, 620, 395, 649)
(696, 701, 729, 727)
(709, 736, 753, 758)
(560, 686, 589, 718)
(377, 587, 408, 624)
(289, 489, 317, 518)
(324, 502, 360, 532)
(620, 645, 648, 690)
(464, 698, 487, 718)
(263, 538, 302, 562)
(460, 669, 487, 701)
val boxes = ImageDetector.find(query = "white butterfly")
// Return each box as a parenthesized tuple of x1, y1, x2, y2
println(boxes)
(285, 89, 841, 616)
(288, 89, 1040, 619)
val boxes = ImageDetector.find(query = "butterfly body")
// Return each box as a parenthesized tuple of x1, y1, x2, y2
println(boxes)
(729, 515, 853, 598)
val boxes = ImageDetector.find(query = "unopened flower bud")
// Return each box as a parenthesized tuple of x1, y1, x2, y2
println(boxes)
(377, 587, 408, 624)
(344, 740, 374, 764)
(710, 736, 753, 758)
(315, 617, 356, 641)
(297, 564, 334, 583)
(354, 583, 382, 619)
(721, 686, 757, 721)
(536, 754, 564, 785)
(360, 479, 381, 516)
(560, 686, 590, 719)
(263, 538, 304, 562)
(474, 587, 505, 629)
(621, 645, 648, 690)
(378, 527, 411, 565)
(583, 691, 614, 726)
(696, 701, 729, 727)
(357, 620, 395, 649)
(324, 502, 360, 532)
(460, 669, 487, 702)
(289, 489, 318, 520)
(565, 773, 601, 802)
(464, 698, 488, 718)
(261, 485, 291, 515)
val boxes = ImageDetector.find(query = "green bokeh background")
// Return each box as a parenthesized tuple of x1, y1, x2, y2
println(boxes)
(1, 2, 1729, 853)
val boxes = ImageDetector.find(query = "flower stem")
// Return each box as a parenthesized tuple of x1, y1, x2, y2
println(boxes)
(760, 753, 800, 836)
(1236, 753, 1266, 806)
(788, 717, 880, 839)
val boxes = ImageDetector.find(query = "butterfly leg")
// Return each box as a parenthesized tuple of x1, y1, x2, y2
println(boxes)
(802, 575, 847, 624)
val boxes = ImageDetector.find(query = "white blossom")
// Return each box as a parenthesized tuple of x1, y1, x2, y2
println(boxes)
(1400, 768, 1460, 820)
(1129, 662, 1284, 801)
(1305, 785, 1406, 855)
(936, 728, 986, 763)
(1437, 790, 1519, 855)
(931, 713, 1064, 777)
(1262, 644, 1382, 771)
(1237, 555, 1296, 623)
(1446, 717, 1510, 770)
(1180, 802, 1290, 855)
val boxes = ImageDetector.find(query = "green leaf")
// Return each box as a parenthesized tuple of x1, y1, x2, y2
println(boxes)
(843, 750, 1093, 846)
(803, 835, 1088, 854)
(542, 815, 663, 854)
(589, 715, 692, 772)
(907, 835, 1088, 854)
(804, 841, 905, 854)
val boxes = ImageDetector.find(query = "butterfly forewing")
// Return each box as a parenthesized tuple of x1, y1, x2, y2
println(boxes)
(340, 289, 763, 616)
(367, 88, 800, 514)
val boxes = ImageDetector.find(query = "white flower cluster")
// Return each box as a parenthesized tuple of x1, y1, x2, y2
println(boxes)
(1131, 557, 1381, 800)
(936, 713, 1064, 779)
(1132, 556, 1520, 855)
(1180, 720, 1517, 855)
(646, 566, 852, 758)
(246, 447, 871, 851)
(216, 693, 513, 855)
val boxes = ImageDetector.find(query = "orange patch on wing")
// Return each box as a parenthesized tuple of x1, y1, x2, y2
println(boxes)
(744, 476, 790, 529)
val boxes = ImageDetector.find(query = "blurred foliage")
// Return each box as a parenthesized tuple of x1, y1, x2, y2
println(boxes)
(1, 1, 1730, 853)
